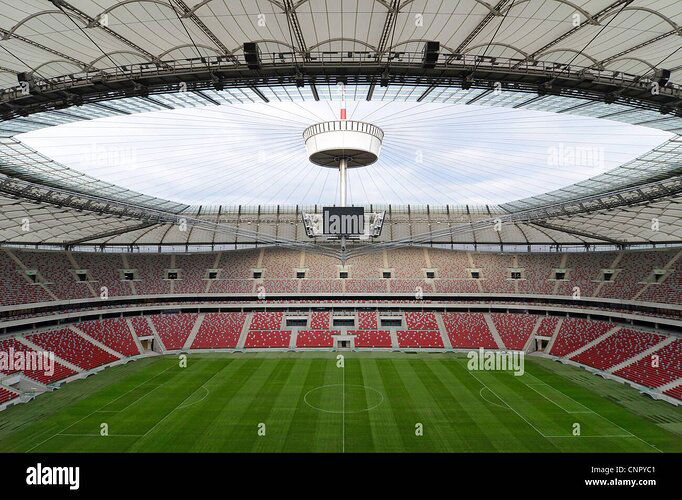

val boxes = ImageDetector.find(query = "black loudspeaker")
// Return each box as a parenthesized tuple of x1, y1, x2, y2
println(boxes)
(658, 68, 671, 87)
(243, 42, 261, 70)
(16, 72, 34, 92)
(422, 41, 440, 69)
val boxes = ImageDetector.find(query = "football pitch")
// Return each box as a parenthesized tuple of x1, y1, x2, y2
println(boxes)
(1, 353, 680, 453)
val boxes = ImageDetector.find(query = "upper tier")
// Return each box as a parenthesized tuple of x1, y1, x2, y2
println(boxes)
(1, 246, 679, 309)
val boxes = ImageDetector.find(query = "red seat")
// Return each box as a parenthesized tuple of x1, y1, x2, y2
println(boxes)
(244, 330, 291, 348)
(396, 330, 443, 348)
(442, 313, 496, 349)
(191, 313, 247, 349)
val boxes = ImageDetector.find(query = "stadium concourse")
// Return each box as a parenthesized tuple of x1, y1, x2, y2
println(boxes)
(0, 245, 680, 409)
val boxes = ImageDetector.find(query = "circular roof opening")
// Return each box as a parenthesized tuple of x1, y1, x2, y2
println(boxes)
(17, 101, 673, 206)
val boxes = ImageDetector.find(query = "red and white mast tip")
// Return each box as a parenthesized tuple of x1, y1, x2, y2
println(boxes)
(339, 82, 346, 120)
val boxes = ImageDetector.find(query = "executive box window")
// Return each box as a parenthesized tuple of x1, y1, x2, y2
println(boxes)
(286, 318, 307, 327)
(381, 318, 402, 327)
(333, 318, 355, 327)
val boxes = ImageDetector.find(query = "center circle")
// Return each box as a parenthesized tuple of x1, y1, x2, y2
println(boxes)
(303, 384, 384, 414)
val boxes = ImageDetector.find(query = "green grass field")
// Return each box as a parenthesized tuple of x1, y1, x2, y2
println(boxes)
(1, 353, 680, 452)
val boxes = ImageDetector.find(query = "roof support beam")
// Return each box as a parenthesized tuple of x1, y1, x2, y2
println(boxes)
(531, 221, 625, 244)
(453, 0, 512, 55)
(170, 0, 236, 63)
(49, 0, 162, 63)
(0, 28, 91, 71)
(524, 223, 561, 245)
(598, 30, 677, 68)
(66, 222, 156, 245)
(193, 90, 220, 105)
(376, 0, 400, 57)
(2, 58, 680, 118)
(283, 0, 308, 54)
(366, 81, 376, 101)
(281, 0, 319, 96)
(309, 82, 319, 100)
(417, 84, 436, 102)
(250, 86, 270, 102)
(526, 0, 633, 62)
(142, 96, 174, 109)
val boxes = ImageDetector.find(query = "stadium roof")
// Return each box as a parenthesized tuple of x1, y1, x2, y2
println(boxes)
(1, 135, 680, 253)
(1, 0, 682, 117)
(0, 0, 681, 255)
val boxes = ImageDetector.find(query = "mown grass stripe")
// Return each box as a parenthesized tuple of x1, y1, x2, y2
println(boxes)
(221, 357, 296, 452)
(358, 357, 405, 452)
(374, 358, 439, 452)
(184, 357, 270, 452)
(191, 357, 277, 452)
(343, 356, 375, 452)
(1, 353, 680, 453)
(396, 358, 468, 452)
(252, 358, 313, 452)
(282, 357, 336, 452)
(411, 358, 496, 451)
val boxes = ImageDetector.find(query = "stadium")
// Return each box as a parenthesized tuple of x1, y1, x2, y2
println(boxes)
(0, 0, 681, 487)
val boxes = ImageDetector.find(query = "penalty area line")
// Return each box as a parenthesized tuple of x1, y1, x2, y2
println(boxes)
(544, 435, 633, 438)
(521, 378, 591, 414)
(25, 364, 174, 453)
(59, 433, 144, 437)
(523, 372, 662, 452)
(133, 361, 232, 444)
(466, 369, 551, 440)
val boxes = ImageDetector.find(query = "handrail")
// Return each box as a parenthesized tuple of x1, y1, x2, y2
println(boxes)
(1, 51, 678, 104)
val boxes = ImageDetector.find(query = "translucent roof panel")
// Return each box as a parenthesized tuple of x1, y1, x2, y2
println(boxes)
(0, 138, 187, 213)
(501, 138, 682, 211)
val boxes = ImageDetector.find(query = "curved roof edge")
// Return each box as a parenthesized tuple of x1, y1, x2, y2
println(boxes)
(500, 137, 682, 211)
(3, 86, 682, 140)
(2, 54, 682, 119)
(0, 137, 188, 213)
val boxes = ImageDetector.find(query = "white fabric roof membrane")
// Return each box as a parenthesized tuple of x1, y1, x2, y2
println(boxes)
(0, 0, 680, 89)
